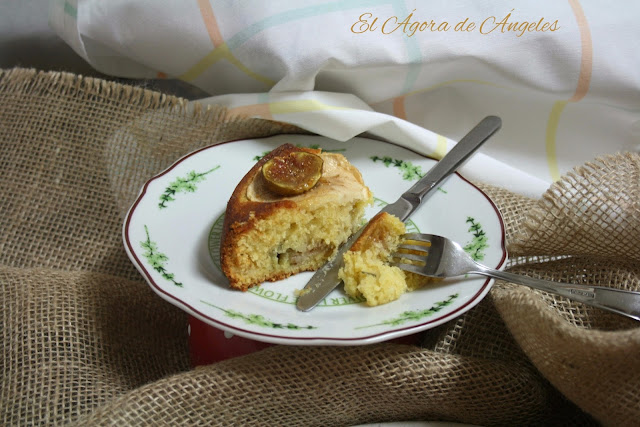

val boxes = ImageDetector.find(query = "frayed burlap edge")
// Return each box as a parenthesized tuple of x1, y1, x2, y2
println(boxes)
(490, 152, 640, 425)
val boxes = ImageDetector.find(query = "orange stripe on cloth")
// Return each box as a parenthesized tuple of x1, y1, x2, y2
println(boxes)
(184, 0, 275, 87)
(568, 0, 593, 102)
(545, 0, 593, 181)
(197, 0, 224, 47)
(392, 96, 407, 120)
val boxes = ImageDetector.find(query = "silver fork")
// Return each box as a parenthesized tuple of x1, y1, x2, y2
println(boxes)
(392, 233, 640, 321)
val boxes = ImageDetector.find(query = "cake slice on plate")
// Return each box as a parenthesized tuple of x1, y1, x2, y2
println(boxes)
(221, 143, 372, 291)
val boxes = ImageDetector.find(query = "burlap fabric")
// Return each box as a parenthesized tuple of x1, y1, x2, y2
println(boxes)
(1, 68, 638, 426)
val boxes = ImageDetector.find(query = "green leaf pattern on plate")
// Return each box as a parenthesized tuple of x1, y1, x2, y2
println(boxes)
(371, 155, 447, 193)
(200, 301, 317, 330)
(463, 217, 489, 261)
(357, 294, 459, 328)
(159, 166, 220, 208)
(253, 151, 271, 162)
(371, 155, 424, 181)
(141, 225, 183, 287)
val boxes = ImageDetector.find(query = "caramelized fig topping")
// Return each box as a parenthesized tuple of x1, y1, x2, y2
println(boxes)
(262, 151, 323, 196)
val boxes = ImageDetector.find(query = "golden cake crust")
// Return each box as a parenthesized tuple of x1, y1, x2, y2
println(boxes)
(350, 212, 394, 252)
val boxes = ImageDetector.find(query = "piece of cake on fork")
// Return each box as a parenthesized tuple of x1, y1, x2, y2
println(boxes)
(339, 211, 433, 306)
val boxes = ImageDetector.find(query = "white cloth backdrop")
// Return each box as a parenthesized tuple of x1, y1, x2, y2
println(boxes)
(50, 0, 640, 197)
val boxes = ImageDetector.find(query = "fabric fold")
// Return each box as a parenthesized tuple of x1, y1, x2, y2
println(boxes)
(201, 91, 550, 197)
(47, 1, 640, 187)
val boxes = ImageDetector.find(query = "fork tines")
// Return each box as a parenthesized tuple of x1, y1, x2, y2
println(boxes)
(395, 243, 428, 253)
(391, 234, 431, 266)
(390, 252, 427, 264)
(401, 233, 431, 242)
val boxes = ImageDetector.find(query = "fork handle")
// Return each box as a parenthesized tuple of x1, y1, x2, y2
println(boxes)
(473, 266, 640, 321)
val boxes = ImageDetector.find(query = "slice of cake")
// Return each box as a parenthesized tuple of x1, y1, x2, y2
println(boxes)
(338, 212, 432, 306)
(220, 143, 372, 291)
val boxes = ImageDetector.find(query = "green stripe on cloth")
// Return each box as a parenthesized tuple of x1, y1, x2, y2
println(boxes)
(64, 1, 77, 18)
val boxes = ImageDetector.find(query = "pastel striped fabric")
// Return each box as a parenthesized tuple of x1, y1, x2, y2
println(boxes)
(50, 0, 640, 196)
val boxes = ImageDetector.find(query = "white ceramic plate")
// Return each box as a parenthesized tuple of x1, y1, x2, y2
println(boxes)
(123, 135, 506, 345)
